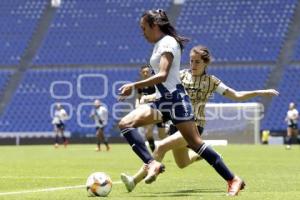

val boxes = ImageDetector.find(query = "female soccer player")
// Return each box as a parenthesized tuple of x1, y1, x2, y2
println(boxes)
(119, 9, 247, 196)
(90, 99, 110, 151)
(52, 103, 69, 148)
(285, 102, 299, 149)
(136, 65, 166, 151)
(121, 45, 279, 193)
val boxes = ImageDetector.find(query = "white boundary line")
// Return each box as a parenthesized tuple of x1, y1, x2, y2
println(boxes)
(0, 181, 122, 196)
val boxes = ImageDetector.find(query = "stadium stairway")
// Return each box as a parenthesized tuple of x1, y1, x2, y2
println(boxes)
(0, 1, 57, 114)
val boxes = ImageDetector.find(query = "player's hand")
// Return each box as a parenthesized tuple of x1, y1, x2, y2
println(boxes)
(261, 89, 279, 96)
(118, 83, 134, 101)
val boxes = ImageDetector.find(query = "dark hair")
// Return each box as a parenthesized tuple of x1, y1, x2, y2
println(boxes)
(190, 45, 211, 65)
(140, 64, 151, 70)
(142, 9, 189, 50)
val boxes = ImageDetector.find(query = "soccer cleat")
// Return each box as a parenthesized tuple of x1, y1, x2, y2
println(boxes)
(120, 173, 135, 192)
(227, 176, 245, 196)
(144, 160, 165, 184)
(95, 147, 101, 152)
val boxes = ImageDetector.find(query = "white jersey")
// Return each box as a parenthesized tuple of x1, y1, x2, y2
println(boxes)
(92, 106, 108, 128)
(287, 109, 299, 125)
(52, 109, 68, 125)
(150, 35, 181, 98)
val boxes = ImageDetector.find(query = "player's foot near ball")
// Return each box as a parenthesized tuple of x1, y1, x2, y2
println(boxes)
(227, 176, 245, 196)
(144, 160, 165, 184)
(95, 147, 101, 152)
(120, 173, 135, 192)
(106, 146, 110, 151)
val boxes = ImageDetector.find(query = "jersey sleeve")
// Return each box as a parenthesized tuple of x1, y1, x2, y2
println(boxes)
(157, 36, 178, 57)
(211, 75, 228, 95)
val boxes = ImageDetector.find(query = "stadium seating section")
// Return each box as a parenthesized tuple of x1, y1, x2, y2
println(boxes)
(33, 0, 172, 65)
(292, 36, 300, 61)
(0, 0, 47, 65)
(262, 65, 300, 131)
(177, 0, 298, 63)
(0, 0, 300, 135)
(208, 66, 271, 103)
(0, 70, 13, 99)
(0, 68, 139, 136)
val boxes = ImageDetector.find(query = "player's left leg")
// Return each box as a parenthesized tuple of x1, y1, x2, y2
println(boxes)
(286, 127, 293, 149)
(119, 104, 165, 183)
(157, 122, 167, 140)
(144, 124, 155, 152)
(95, 128, 102, 151)
(176, 121, 245, 196)
(60, 127, 68, 148)
(98, 128, 110, 151)
(54, 127, 59, 148)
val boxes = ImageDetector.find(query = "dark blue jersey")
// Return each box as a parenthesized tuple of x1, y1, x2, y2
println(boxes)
(138, 86, 156, 96)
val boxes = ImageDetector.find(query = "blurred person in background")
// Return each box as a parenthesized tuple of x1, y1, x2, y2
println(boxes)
(285, 102, 299, 149)
(52, 103, 69, 148)
(90, 99, 110, 151)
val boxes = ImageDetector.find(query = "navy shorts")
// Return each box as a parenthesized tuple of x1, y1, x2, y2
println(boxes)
(169, 123, 203, 136)
(156, 122, 165, 128)
(96, 126, 105, 131)
(55, 123, 65, 130)
(150, 85, 194, 125)
(288, 124, 298, 129)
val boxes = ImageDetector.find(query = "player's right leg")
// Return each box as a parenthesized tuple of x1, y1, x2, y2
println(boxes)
(286, 127, 292, 149)
(121, 166, 146, 192)
(54, 126, 60, 148)
(121, 130, 189, 191)
(118, 104, 165, 182)
(144, 124, 155, 152)
(95, 129, 101, 151)
(176, 121, 245, 196)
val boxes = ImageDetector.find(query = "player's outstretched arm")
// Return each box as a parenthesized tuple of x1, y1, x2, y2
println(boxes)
(223, 88, 279, 101)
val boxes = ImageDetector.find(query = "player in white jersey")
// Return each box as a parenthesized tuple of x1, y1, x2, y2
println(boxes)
(285, 102, 299, 149)
(90, 99, 110, 151)
(52, 103, 68, 148)
(120, 45, 279, 193)
(118, 9, 247, 196)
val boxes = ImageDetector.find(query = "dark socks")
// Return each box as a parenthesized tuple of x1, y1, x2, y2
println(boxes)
(121, 128, 153, 164)
(148, 138, 155, 152)
(62, 136, 67, 143)
(55, 135, 59, 143)
(197, 143, 234, 181)
(286, 136, 292, 145)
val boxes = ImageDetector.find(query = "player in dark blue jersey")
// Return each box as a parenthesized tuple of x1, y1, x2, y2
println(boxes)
(136, 65, 166, 152)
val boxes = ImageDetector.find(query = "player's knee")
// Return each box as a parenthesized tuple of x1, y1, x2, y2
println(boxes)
(118, 119, 128, 129)
(118, 118, 138, 129)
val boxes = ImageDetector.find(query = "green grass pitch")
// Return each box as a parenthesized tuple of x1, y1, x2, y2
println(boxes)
(0, 144, 299, 200)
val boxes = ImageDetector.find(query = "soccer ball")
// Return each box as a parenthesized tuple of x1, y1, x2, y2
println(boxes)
(86, 172, 112, 197)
